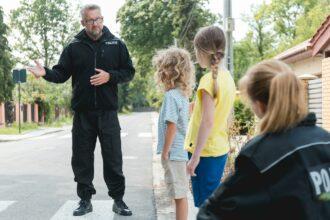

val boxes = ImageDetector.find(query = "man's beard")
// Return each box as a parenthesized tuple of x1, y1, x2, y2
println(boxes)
(88, 29, 102, 39)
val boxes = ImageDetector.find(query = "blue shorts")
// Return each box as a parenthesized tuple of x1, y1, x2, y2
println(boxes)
(188, 152, 228, 207)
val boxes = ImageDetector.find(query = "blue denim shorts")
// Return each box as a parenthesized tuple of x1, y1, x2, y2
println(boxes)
(188, 152, 228, 207)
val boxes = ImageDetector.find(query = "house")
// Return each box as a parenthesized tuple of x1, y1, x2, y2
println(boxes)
(275, 15, 330, 130)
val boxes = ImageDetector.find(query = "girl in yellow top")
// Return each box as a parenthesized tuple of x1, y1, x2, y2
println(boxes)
(185, 26, 236, 207)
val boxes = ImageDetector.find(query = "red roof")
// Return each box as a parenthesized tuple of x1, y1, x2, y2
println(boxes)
(276, 15, 330, 62)
(310, 15, 330, 46)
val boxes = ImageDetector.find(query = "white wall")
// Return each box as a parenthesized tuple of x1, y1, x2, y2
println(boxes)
(289, 57, 323, 76)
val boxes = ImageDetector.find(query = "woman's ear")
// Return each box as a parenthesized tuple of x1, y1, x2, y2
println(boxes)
(253, 100, 267, 118)
(259, 101, 267, 115)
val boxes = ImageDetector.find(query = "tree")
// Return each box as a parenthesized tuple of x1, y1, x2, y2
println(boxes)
(171, 0, 217, 51)
(117, 0, 174, 75)
(117, 1, 175, 110)
(247, 4, 274, 60)
(10, 0, 80, 67)
(0, 7, 14, 103)
(293, 0, 330, 45)
(233, 33, 256, 83)
(266, 0, 318, 43)
(10, 0, 80, 121)
(117, 0, 217, 110)
(234, 4, 274, 83)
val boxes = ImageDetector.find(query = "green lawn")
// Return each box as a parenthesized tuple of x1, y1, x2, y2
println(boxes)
(0, 116, 73, 135)
(0, 123, 39, 135)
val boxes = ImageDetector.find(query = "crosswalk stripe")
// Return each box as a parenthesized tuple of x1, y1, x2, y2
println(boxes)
(50, 200, 114, 220)
(0, 201, 15, 213)
(121, 132, 128, 137)
(138, 132, 152, 138)
(123, 156, 137, 160)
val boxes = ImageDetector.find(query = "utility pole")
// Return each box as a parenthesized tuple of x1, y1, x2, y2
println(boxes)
(223, 0, 234, 75)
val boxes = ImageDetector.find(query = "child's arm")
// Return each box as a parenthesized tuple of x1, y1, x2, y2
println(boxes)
(162, 121, 177, 160)
(187, 90, 215, 176)
(189, 102, 195, 115)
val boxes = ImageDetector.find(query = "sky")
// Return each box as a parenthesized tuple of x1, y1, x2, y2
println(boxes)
(0, 0, 266, 41)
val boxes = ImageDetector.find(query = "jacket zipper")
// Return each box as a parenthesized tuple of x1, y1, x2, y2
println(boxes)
(81, 40, 107, 109)
(94, 51, 97, 108)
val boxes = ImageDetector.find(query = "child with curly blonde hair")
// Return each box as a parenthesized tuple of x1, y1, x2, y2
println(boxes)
(153, 47, 195, 220)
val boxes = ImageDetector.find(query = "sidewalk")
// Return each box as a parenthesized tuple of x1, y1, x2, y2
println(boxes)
(151, 112, 199, 220)
(0, 126, 70, 142)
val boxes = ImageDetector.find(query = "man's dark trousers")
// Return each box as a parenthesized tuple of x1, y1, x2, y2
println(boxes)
(71, 110, 125, 201)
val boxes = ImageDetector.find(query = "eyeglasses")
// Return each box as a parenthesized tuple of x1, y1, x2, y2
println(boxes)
(85, 17, 103, 25)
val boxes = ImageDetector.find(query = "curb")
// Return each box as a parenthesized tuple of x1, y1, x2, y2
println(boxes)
(0, 127, 69, 142)
(151, 112, 198, 220)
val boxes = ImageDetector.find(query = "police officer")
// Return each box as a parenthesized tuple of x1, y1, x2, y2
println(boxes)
(197, 60, 330, 220)
(27, 4, 134, 217)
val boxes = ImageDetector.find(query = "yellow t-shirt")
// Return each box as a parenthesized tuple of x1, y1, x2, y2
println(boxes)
(185, 70, 236, 157)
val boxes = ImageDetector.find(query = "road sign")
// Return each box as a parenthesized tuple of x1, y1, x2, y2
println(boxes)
(13, 69, 27, 83)
(12, 69, 27, 133)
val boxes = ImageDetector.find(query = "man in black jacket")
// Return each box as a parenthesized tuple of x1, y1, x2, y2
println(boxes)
(27, 4, 134, 217)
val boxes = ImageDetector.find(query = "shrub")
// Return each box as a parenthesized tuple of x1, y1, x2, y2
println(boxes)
(233, 98, 254, 135)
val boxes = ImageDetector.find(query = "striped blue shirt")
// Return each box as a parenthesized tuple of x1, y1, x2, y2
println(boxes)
(157, 88, 189, 161)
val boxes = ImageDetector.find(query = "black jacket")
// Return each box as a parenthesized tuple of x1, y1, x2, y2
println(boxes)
(198, 113, 330, 220)
(43, 26, 135, 111)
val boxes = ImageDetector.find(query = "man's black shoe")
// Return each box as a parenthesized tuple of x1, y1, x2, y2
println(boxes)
(73, 200, 93, 216)
(112, 200, 132, 216)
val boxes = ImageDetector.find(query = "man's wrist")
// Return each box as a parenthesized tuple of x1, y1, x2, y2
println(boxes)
(107, 72, 111, 82)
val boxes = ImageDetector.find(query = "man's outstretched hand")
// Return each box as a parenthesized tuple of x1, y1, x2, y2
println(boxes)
(90, 68, 110, 86)
(27, 60, 46, 78)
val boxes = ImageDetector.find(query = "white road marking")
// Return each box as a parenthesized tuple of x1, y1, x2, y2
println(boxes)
(138, 132, 152, 138)
(50, 200, 114, 220)
(121, 132, 128, 138)
(123, 156, 137, 160)
(0, 201, 15, 213)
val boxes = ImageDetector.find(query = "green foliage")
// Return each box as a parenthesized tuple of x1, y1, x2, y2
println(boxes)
(234, 0, 330, 83)
(10, 0, 80, 67)
(293, 0, 330, 45)
(233, 98, 254, 135)
(10, 0, 79, 121)
(117, 0, 216, 110)
(0, 7, 14, 103)
(265, 0, 329, 50)
(233, 33, 257, 83)
(171, 0, 217, 50)
(233, 4, 274, 83)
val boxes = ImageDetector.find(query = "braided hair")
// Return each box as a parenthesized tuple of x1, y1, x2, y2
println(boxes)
(194, 26, 226, 98)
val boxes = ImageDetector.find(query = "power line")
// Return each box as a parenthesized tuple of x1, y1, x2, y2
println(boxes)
(179, 2, 196, 42)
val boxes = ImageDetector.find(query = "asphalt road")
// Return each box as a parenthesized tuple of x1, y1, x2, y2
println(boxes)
(0, 112, 156, 220)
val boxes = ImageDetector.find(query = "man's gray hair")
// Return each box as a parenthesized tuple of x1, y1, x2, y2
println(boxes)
(80, 4, 101, 19)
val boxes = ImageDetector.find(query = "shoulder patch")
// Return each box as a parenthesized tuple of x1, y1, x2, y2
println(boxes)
(105, 40, 118, 45)
(308, 162, 330, 201)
